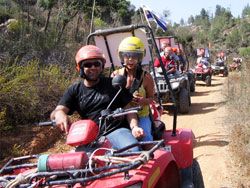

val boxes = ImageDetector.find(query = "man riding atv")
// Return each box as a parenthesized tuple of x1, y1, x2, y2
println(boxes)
(153, 46, 190, 114)
(154, 46, 176, 75)
(50, 45, 143, 152)
(211, 51, 228, 76)
(229, 57, 242, 71)
(194, 48, 213, 86)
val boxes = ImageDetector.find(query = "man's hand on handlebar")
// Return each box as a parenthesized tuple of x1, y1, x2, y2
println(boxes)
(131, 126, 144, 139)
(50, 105, 71, 134)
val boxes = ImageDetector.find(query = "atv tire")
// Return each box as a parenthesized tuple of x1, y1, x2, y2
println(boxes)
(180, 159, 205, 188)
(223, 70, 228, 77)
(192, 159, 205, 188)
(205, 75, 211, 86)
(178, 88, 189, 114)
(190, 80, 195, 92)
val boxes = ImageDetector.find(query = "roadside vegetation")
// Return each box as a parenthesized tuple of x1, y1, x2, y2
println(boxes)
(226, 56, 250, 187)
(0, 0, 249, 186)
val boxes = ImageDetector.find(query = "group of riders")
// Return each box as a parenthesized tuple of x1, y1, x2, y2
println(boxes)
(154, 41, 187, 74)
(51, 36, 189, 152)
(196, 47, 242, 70)
(51, 35, 242, 152)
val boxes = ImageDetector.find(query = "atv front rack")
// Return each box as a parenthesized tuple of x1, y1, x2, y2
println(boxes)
(0, 140, 164, 188)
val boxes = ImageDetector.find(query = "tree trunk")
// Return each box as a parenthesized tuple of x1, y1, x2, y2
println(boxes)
(56, 21, 67, 43)
(44, 9, 52, 33)
(74, 13, 81, 41)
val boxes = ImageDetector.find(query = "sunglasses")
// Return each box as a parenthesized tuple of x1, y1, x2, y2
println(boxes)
(121, 52, 140, 59)
(81, 61, 102, 68)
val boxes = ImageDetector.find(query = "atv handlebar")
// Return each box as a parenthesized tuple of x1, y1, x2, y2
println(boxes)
(37, 106, 141, 126)
(108, 106, 142, 118)
(37, 120, 56, 126)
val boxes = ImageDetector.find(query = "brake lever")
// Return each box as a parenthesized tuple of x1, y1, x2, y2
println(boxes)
(36, 120, 56, 126)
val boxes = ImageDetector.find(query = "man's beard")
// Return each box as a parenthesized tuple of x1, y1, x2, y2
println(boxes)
(84, 72, 101, 81)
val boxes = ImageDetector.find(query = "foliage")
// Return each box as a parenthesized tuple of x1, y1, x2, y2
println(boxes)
(38, 0, 57, 10)
(94, 17, 108, 29)
(193, 8, 210, 30)
(6, 19, 21, 32)
(175, 27, 193, 47)
(239, 47, 250, 57)
(240, 20, 250, 47)
(187, 15, 194, 25)
(0, 61, 70, 132)
(242, 3, 250, 18)
(226, 60, 250, 187)
(225, 29, 241, 50)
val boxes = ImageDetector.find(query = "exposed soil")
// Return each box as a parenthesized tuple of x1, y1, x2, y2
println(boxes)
(0, 75, 234, 187)
(0, 125, 71, 164)
(162, 76, 233, 188)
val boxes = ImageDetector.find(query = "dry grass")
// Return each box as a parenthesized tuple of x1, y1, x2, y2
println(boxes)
(226, 59, 250, 187)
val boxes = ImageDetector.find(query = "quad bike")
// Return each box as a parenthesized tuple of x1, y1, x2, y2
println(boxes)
(211, 59, 228, 77)
(229, 58, 242, 72)
(154, 36, 196, 93)
(194, 59, 213, 86)
(0, 24, 204, 188)
(152, 68, 191, 114)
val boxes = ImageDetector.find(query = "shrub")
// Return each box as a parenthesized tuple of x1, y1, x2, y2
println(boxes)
(239, 47, 250, 58)
(0, 60, 70, 132)
(226, 59, 250, 187)
(6, 19, 21, 33)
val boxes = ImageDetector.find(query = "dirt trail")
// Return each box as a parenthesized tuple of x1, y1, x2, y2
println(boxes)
(162, 76, 232, 188)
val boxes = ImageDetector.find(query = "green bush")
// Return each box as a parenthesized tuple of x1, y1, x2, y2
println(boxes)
(0, 60, 70, 131)
(239, 47, 250, 58)
(6, 19, 21, 33)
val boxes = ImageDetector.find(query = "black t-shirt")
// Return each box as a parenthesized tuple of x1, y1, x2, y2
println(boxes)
(58, 77, 133, 133)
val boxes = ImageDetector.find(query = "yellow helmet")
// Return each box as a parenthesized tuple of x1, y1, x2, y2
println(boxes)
(118, 36, 145, 62)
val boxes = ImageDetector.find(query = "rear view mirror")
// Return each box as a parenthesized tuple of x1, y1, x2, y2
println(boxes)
(112, 75, 127, 88)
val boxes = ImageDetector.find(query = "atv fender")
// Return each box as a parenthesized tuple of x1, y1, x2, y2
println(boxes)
(163, 128, 194, 169)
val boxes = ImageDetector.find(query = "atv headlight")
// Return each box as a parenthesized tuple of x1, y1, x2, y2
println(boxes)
(220, 67, 224, 70)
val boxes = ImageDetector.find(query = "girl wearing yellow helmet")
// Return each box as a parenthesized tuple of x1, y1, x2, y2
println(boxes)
(112, 36, 155, 141)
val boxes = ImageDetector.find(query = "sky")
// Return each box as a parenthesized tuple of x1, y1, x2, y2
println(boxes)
(129, 0, 250, 23)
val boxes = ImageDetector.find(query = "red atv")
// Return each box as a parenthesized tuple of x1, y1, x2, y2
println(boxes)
(229, 58, 242, 72)
(0, 25, 204, 188)
(194, 58, 213, 86)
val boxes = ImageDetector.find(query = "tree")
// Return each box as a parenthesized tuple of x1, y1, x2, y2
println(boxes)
(180, 18, 184, 26)
(215, 5, 222, 17)
(242, 4, 250, 18)
(187, 15, 194, 25)
(56, 0, 85, 42)
(200, 8, 209, 20)
(93, 0, 135, 27)
(194, 8, 210, 29)
(240, 20, 250, 46)
(225, 29, 241, 49)
(38, 0, 58, 32)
